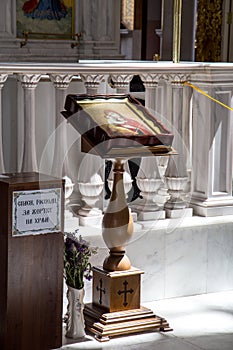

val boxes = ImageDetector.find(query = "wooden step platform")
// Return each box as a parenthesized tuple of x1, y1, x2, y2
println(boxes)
(84, 303, 172, 342)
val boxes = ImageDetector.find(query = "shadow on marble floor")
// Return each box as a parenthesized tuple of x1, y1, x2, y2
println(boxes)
(58, 290, 233, 350)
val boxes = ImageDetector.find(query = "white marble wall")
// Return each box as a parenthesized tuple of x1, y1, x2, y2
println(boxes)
(190, 73, 233, 216)
(0, 0, 122, 62)
(75, 216, 233, 303)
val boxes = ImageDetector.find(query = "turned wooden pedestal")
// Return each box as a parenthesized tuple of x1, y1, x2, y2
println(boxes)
(0, 172, 64, 350)
(82, 159, 172, 341)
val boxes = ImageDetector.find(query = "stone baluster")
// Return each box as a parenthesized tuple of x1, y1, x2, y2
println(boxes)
(133, 157, 165, 220)
(190, 76, 233, 216)
(77, 153, 104, 227)
(164, 74, 193, 218)
(0, 74, 8, 173)
(49, 74, 73, 178)
(18, 74, 41, 172)
(49, 74, 76, 226)
(156, 156, 170, 207)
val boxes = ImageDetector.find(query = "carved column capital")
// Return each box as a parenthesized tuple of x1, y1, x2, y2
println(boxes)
(0, 74, 8, 89)
(80, 74, 104, 92)
(170, 74, 189, 86)
(17, 74, 41, 89)
(109, 74, 133, 92)
(49, 74, 73, 89)
(140, 73, 160, 87)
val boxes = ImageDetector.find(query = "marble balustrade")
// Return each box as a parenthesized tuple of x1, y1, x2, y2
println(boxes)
(0, 60, 233, 219)
(77, 214, 233, 303)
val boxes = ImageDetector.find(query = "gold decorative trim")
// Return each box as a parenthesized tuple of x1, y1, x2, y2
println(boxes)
(173, 0, 182, 63)
(121, 0, 135, 30)
(20, 31, 82, 48)
(195, 0, 223, 62)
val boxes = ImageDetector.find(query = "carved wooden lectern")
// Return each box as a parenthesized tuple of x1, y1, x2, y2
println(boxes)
(62, 94, 174, 341)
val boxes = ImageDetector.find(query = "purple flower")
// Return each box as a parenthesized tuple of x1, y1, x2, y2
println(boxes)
(64, 230, 98, 289)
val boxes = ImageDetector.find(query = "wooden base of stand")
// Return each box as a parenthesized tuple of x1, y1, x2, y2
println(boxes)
(84, 303, 172, 342)
(87, 266, 172, 341)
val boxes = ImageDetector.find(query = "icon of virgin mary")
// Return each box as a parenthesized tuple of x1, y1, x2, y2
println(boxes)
(103, 109, 154, 137)
(22, 0, 67, 20)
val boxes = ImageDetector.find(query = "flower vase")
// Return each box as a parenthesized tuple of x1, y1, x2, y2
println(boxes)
(65, 285, 86, 339)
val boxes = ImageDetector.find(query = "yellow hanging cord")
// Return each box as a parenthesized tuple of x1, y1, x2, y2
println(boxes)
(183, 81, 233, 112)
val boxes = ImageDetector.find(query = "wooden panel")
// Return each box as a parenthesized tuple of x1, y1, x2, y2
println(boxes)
(0, 181, 9, 347)
(0, 172, 64, 350)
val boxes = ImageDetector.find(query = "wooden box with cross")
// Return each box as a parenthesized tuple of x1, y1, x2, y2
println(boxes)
(92, 266, 143, 312)
(84, 266, 172, 342)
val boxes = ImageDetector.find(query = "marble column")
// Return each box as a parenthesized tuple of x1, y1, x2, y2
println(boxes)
(74, 0, 94, 56)
(50, 74, 73, 177)
(49, 74, 79, 227)
(96, 0, 111, 40)
(77, 74, 105, 226)
(140, 73, 159, 111)
(81, 0, 93, 41)
(164, 74, 192, 218)
(137, 74, 166, 219)
(190, 76, 233, 216)
(102, 73, 136, 219)
(18, 74, 41, 172)
(89, 0, 121, 57)
(0, 74, 8, 173)
(108, 73, 135, 216)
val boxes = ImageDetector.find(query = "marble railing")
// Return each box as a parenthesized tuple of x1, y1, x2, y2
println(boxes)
(0, 60, 233, 219)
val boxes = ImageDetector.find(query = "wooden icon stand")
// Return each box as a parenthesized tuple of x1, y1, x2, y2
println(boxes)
(62, 94, 175, 342)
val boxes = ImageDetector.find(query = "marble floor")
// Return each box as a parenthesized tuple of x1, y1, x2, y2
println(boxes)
(59, 290, 233, 350)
